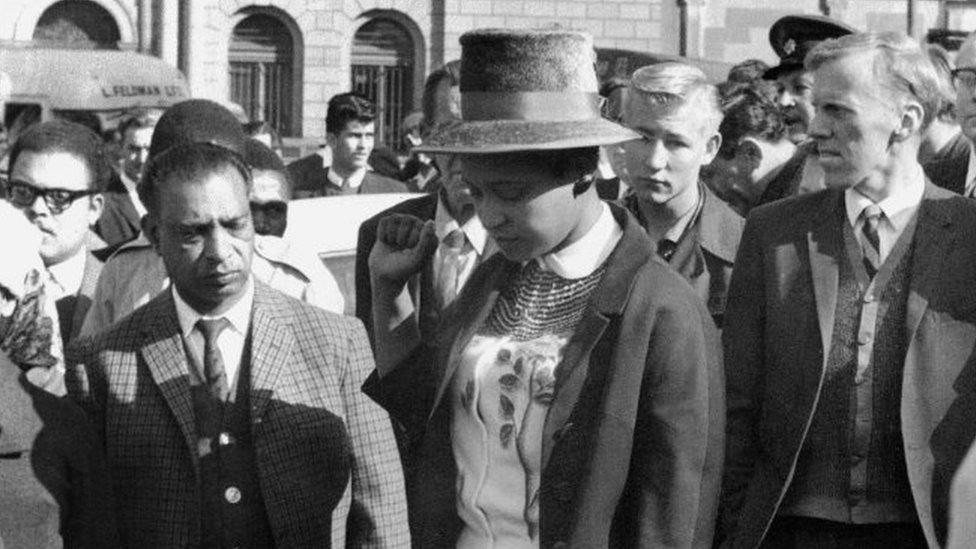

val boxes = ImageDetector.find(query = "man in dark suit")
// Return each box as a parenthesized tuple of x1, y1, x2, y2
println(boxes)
(5, 120, 109, 344)
(720, 32, 976, 548)
(932, 32, 976, 197)
(66, 140, 409, 546)
(287, 93, 407, 198)
(95, 109, 160, 247)
(356, 61, 494, 346)
(618, 62, 744, 328)
(755, 15, 856, 204)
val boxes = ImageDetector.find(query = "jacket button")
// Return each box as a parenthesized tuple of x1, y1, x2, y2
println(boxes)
(218, 432, 233, 446)
(224, 486, 242, 504)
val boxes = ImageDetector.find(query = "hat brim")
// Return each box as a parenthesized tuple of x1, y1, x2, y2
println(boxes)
(762, 60, 804, 81)
(414, 119, 640, 154)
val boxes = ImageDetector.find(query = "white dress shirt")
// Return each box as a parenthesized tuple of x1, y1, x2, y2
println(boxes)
(844, 173, 925, 264)
(327, 166, 368, 190)
(964, 147, 976, 198)
(118, 171, 148, 218)
(172, 278, 254, 387)
(46, 246, 88, 300)
(432, 197, 490, 301)
(537, 201, 622, 279)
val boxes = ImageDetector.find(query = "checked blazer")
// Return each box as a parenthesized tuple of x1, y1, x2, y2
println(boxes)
(66, 281, 410, 548)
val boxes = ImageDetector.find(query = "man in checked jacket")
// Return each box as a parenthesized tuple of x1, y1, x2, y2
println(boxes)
(66, 137, 409, 547)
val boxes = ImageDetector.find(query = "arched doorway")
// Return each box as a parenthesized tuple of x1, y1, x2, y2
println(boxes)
(351, 17, 416, 153)
(229, 12, 301, 137)
(33, 0, 121, 49)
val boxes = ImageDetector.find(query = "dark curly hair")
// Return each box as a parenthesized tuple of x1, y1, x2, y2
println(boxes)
(8, 119, 111, 192)
(717, 87, 787, 159)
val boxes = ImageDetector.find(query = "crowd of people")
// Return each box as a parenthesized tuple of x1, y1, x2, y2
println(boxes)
(4, 11, 976, 549)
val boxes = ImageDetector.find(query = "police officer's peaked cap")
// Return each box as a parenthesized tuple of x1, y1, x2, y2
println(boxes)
(763, 15, 857, 80)
(148, 99, 247, 160)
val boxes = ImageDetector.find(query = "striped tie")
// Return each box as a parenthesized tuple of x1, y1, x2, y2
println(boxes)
(196, 318, 231, 402)
(860, 204, 883, 278)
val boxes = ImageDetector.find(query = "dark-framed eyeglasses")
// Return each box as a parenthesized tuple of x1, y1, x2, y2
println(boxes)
(951, 68, 976, 92)
(5, 180, 98, 214)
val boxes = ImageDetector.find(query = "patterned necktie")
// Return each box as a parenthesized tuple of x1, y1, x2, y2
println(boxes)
(860, 204, 883, 278)
(196, 318, 231, 402)
(657, 239, 677, 262)
(437, 229, 470, 309)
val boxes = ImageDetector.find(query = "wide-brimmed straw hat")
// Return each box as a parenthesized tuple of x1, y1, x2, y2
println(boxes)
(416, 28, 639, 154)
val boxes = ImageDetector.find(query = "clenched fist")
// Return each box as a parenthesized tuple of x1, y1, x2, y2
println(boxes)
(368, 213, 439, 288)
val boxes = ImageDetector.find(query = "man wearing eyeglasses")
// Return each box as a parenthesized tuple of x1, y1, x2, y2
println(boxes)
(618, 62, 743, 329)
(5, 120, 107, 343)
(938, 32, 976, 198)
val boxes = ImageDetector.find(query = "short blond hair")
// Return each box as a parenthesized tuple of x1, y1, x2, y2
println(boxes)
(627, 62, 723, 133)
(805, 32, 941, 129)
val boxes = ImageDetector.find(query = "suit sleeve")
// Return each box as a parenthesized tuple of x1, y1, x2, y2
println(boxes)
(64, 336, 108, 445)
(340, 317, 411, 548)
(717, 214, 767, 544)
(632, 280, 724, 548)
(355, 217, 379, 346)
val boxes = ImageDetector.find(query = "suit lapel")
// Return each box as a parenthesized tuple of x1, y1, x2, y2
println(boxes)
(248, 284, 294, 422)
(807, 191, 843, 363)
(427, 259, 517, 420)
(68, 252, 103, 341)
(906, 185, 955, 341)
(541, 205, 651, 473)
(139, 292, 199, 470)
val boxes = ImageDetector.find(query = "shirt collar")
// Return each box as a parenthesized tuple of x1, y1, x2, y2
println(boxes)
(327, 166, 369, 189)
(536, 201, 622, 279)
(844, 170, 925, 232)
(47, 246, 89, 296)
(966, 147, 976, 196)
(171, 276, 254, 339)
(433, 196, 489, 255)
(664, 185, 705, 243)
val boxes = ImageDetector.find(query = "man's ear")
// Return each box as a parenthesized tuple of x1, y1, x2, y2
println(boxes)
(87, 193, 105, 227)
(703, 132, 722, 165)
(894, 99, 924, 142)
(735, 138, 764, 175)
(324, 132, 337, 151)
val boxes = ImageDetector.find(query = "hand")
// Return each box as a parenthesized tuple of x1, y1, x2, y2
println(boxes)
(368, 214, 438, 289)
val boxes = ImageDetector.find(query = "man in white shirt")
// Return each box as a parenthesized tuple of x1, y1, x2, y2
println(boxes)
(66, 138, 409, 547)
(355, 61, 496, 343)
(5, 120, 107, 343)
(720, 32, 976, 548)
(289, 93, 406, 198)
(95, 108, 161, 246)
(939, 32, 976, 197)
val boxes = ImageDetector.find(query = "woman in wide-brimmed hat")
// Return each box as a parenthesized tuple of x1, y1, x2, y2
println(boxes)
(364, 28, 725, 548)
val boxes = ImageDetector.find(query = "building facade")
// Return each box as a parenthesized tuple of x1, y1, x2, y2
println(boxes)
(0, 0, 971, 148)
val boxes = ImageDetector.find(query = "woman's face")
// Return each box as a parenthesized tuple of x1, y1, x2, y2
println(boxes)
(462, 154, 591, 263)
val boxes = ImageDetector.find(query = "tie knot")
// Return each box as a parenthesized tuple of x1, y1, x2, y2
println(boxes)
(196, 317, 231, 342)
(443, 229, 467, 250)
(861, 203, 883, 221)
(657, 239, 677, 261)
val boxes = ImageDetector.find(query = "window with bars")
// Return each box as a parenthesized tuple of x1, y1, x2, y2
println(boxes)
(351, 18, 415, 154)
(229, 14, 296, 136)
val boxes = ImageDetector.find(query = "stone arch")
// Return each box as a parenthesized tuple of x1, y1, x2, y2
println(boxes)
(351, 9, 426, 152)
(15, 0, 135, 46)
(228, 4, 305, 137)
